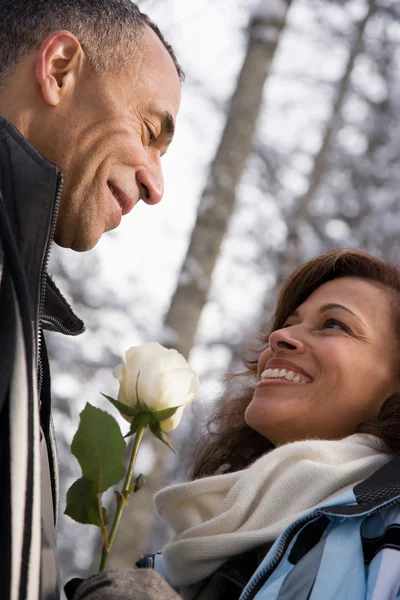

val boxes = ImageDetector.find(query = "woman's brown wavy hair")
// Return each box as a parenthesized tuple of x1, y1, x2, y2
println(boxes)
(189, 249, 400, 480)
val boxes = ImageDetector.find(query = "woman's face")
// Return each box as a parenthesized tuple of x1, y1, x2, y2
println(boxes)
(245, 277, 400, 445)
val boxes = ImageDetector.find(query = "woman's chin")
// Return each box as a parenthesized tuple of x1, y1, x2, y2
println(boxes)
(245, 394, 309, 440)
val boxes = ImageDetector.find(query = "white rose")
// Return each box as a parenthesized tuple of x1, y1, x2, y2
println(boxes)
(113, 342, 199, 432)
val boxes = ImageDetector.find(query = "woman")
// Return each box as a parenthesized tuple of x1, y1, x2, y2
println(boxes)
(141, 249, 400, 600)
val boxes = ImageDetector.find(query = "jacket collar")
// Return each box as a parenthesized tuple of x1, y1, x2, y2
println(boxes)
(321, 457, 400, 517)
(0, 117, 84, 336)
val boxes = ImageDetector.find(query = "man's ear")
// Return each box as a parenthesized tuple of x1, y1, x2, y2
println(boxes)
(35, 30, 83, 107)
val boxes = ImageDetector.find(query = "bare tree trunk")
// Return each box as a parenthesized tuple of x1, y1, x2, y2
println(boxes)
(263, 3, 375, 309)
(225, 4, 375, 374)
(163, 0, 293, 359)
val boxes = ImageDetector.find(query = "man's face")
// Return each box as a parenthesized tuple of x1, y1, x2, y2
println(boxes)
(37, 26, 181, 251)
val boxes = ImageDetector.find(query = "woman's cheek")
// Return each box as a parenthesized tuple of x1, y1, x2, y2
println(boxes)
(257, 347, 272, 378)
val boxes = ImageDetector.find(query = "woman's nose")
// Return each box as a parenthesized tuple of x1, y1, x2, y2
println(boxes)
(268, 327, 305, 353)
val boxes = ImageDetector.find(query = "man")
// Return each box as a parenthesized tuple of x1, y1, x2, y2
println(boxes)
(0, 1, 182, 599)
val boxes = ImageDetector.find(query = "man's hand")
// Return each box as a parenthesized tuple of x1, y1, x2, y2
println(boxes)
(64, 569, 181, 600)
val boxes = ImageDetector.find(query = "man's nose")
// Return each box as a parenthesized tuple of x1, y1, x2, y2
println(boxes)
(136, 165, 164, 205)
(268, 328, 305, 353)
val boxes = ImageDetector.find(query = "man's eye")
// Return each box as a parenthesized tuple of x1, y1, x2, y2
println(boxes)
(323, 318, 349, 332)
(146, 125, 156, 142)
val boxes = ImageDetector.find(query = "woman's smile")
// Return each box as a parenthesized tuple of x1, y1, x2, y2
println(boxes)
(257, 368, 310, 386)
(257, 358, 313, 386)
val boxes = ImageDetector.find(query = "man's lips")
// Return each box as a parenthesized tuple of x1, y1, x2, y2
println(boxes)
(262, 358, 313, 381)
(108, 182, 136, 216)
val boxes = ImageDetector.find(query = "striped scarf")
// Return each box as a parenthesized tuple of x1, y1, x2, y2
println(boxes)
(0, 198, 41, 600)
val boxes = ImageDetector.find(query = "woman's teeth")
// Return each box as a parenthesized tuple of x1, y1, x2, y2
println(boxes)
(260, 368, 309, 384)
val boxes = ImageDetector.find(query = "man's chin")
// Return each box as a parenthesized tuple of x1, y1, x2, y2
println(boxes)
(54, 229, 100, 252)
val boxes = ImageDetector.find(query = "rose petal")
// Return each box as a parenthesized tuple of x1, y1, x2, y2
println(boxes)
(137, 372, 164, 409)
(119, 361, 140, 407)
(113, 364, 125, 383)
(162, 348, 190, 371)
(125, 342, 165, 367)
(158, 369, 199, 410)
(117, 387, 134, 423)
(160, 405, 185, 432)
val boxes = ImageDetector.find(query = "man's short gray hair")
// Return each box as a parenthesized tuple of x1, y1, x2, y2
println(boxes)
(0, 0, 184, 87)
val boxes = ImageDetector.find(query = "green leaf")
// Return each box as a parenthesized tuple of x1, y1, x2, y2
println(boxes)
(65, 477, 107, 526)
(101, 394, 141, 418)
(153, 406, 180, 422)
(71, 403, 126, 491)
(149, 422, 176, 454)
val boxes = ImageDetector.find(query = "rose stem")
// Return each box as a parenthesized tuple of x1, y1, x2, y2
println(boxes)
(99, 423, 146, 571)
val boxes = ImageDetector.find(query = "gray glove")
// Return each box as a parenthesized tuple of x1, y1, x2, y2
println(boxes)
(67, 569, 181, 600)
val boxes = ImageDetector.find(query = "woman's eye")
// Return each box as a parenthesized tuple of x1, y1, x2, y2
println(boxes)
(323, 318, 349, 332)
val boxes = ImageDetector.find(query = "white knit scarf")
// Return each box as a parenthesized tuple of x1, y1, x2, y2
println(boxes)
(154, 434, 391, 588)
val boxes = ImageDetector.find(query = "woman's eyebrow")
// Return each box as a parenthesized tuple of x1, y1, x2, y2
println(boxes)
(318, 303, 357, 317)
(289, 303, 359, 320)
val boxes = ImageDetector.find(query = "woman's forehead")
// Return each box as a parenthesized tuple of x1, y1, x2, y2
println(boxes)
(293, 277, 391, 319)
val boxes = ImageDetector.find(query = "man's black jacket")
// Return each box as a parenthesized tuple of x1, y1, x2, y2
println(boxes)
(0, 117, 84, 600)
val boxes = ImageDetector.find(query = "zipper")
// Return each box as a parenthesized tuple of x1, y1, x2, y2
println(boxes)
(241, 493, 400, 600)
(41, 313, 84, 336)
(37, 172, 63, 394)
(136, 554, 156, 569)
(37, 172, 63, 526)
(240, 511, 320, 600)
(144, 555, 155, 569)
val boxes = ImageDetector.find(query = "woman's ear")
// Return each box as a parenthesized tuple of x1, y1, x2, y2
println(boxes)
(35, 30, 84, 107)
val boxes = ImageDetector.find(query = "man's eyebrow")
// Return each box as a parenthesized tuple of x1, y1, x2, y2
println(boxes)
(161, 110, 175, 142)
